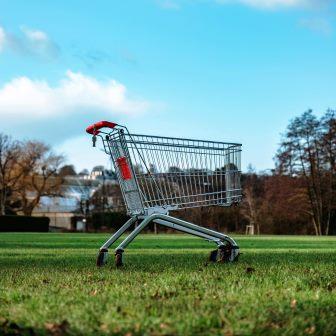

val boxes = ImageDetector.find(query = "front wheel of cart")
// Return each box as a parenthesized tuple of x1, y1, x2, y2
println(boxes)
(218, 244, 240, 262)
(209, 249, 218, 262)
(115, 251, 123, 268)
(97, 248, 109, 267)
(209, 244, 240, 263)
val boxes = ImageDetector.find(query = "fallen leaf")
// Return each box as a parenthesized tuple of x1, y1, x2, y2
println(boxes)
(100, 323, 108, 332)
(45, 320, 70, 336)
(270, 322, 280, 329)
(305, 325, 316, 334)
(0, 317, 7, 325)
(246, 267, 255, 273)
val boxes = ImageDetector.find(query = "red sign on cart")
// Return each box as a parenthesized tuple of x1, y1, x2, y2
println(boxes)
(116, 156, 132, 180)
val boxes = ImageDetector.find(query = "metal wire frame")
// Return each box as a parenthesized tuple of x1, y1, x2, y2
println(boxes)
(98, 127, 242, 216)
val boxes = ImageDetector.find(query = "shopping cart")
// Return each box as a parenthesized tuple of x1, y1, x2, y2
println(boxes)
(86, 121, 242, 267)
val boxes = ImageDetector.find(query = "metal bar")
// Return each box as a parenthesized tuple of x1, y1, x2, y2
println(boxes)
(128, 133, 242, 147)
(100, 216, 137, 250)
(153, 219, 223, 245)
(126, 144, 242, 157)
(115, 213, 238, 251)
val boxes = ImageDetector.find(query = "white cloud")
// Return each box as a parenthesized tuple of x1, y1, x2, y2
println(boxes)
(0, 25, 59, 59)
(0, 26, 6, 52)
(21, 27, 49, 43)
(299, 17, 332, 35)
(155, 0, 331, 10)
(0, 71, 151, 143)
(0, 71, 149, 119)
(155, 0, 325, 10)
(156, 0, 181, 10)
(216, 0, 322, 9)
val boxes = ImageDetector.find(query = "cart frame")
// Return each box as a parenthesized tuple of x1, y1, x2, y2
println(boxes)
(86, 121, 242, 266)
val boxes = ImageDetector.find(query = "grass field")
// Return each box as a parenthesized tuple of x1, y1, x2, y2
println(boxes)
(0, 233, 335, 336)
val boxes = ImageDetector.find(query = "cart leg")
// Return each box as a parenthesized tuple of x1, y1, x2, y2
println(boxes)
(154, 218, 238, 262)
(114, 213, 239, 266)
(157, 214, 240, 262)
(96, 216, 137, 267)
(153, 219, 222, 244)
(114, 216, 153, 257)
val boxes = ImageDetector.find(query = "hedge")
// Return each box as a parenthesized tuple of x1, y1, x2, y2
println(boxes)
(91, 212, 130, 231)
(0, 215, 50, 232)
(90, 212, 160, 233)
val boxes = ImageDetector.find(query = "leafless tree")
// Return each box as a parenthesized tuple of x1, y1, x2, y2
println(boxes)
(240, 166, 263, 234)
(0, 134, 22, 215)
(16, 141, 64, 216)
(0, 134, 64, 216)
(276, 110, 336, 235)
(59, 164, 77, 177)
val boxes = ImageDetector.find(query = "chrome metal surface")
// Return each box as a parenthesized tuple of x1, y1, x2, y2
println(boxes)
(99, 126, 242, 216)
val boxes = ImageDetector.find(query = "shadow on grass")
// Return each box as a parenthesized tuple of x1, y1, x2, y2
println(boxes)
(0, 318, 91, 336)
(253, 298, 336, 336)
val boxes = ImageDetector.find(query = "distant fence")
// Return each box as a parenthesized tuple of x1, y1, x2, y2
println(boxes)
(0, 216, 50, 232)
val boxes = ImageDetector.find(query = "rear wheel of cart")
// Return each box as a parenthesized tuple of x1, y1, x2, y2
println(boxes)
(208, 243, 239, 263)
(96, 248, 108, 267)
(209, 249, 218, 262)
(115, 251, 123, 267)
(218, 244, 233, 262)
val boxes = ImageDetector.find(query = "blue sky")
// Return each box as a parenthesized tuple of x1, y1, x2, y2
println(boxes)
(0, 0, 335, 172)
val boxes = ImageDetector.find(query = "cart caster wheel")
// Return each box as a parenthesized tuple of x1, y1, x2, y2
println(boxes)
(209, 249, 218, 262)
(218, 244, 240, 262)
(218, 245, 231, 263)
(233, 251, 241, 262)
(97, 248, 108, 267)
(115, 251, 123, 268)
(231, 246, 241, 262)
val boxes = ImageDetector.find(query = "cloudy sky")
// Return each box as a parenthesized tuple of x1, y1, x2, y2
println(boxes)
(0, 0, 335, 172)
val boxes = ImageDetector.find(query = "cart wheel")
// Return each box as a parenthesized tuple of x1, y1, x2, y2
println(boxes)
(218, 243, 240, 262)
(115, 252, 123, 268)
(96, 248, 108, 267)
(209, 249, 218, 262)
(218, 244, 231, 262)
(231, 246, 241, 262)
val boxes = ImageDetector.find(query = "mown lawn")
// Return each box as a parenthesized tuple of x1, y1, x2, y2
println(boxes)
(0, 233, 335, 335)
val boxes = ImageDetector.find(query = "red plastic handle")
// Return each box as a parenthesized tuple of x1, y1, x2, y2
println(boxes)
(86, 121, 117, 135)
(116, 157, 132, 180)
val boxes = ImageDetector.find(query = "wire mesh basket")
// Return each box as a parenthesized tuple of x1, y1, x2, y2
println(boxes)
(99, 127, 241, 216)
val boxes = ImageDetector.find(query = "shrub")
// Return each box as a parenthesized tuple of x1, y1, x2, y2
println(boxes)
(0, 215, 49, 232)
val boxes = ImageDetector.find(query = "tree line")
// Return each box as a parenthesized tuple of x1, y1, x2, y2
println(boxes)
(90, 109, 336, 235)
(236, 109, 335, 235)
(1, 109, 335, 235)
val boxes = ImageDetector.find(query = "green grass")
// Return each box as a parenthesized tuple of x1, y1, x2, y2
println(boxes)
(0, 233, 335, 335)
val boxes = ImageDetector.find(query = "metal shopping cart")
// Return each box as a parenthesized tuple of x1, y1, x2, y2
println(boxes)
(86, 121, 242, 267)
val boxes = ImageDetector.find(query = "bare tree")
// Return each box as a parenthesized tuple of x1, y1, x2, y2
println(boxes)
(263, 174, 312, 234)
(276, 110, 336, 235)
(0, 134, 64, 216)
(59, 164, 77, 177)
(0, 134, 23, 215)
(91, 183, 125, 212)
(16, 141, 64, 216)
(240, 166, 263, 234)
(320, 109, 336, 234)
